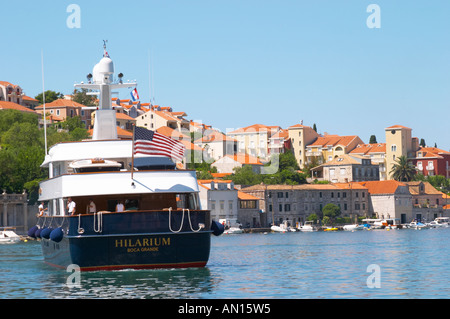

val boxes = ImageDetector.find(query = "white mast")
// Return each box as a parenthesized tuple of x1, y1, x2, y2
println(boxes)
(74, 41, 136, 140)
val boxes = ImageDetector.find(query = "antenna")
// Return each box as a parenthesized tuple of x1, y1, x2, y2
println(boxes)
(41, 49, 48, 155)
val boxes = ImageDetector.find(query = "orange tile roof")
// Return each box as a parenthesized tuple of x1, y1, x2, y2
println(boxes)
(36, 99, 86, 108)
(238, 191, 259, 200)
(0, 81, 19, 88)
(288, 124, 310, 129)
(22, 95, 38, 101)
(225, 153, 263, 165)
(308, 135, 361, 148)
(358, 180, 406, 195)
(416, 147, 450, 159)
(156, 126, 190, 141)
(0, 101, 35, 113)
(350, 143, 386, 155)
(333, 182, 368, 190)
(195, 131, 237, 143)
(228, 124, 281, 134)
(385, 125, 411, 130)
(115, 112, 135, 121)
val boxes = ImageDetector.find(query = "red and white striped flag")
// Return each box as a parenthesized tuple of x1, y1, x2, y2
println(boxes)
(133, 126, 185, 162)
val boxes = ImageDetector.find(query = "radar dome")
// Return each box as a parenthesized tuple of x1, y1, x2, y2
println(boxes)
(93, 57, 114, 84)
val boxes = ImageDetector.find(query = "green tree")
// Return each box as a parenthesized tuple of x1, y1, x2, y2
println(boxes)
(34, 90, 64, 104)
(420, 138, 426, 147)
(72, 89, 98, 106)
(390, 155, 416, 182)
(322, 203, 341, 223)
(313, 123, 317, 132)
(369, 135, 377, 144)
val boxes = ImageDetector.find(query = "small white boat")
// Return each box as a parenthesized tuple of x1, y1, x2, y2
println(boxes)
(427, 217, 449, 228)
(343, 224, 364, 231)
(409, 221, 429, 230)
(271, 221, 294, 233)
(223, 227, 244, 234)
(0, 228, 21, 244)
(297, 221, 318, 232)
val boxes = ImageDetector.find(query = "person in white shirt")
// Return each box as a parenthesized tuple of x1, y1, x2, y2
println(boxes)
(87, 199, 96, 214)
(115, 200, 124, 212)
(38, 202, 47, 217)
(67, 197, 76, 215)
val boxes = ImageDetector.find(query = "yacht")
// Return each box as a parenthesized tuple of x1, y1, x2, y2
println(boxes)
(297, 221, 318, 232)
(427, 217, 449, 228)
(28, 45, 223, 271)
(0, 227, 21, 244)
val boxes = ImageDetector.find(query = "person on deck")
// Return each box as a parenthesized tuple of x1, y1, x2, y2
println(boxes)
(67, 197, 76, 215)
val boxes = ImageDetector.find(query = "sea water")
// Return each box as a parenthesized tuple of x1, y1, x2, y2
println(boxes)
(0, 228, 449, 299)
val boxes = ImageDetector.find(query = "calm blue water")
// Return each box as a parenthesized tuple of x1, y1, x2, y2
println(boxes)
(0, 228, 449, 299)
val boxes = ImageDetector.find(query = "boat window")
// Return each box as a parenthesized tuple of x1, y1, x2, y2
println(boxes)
(176, 193, 200, 210)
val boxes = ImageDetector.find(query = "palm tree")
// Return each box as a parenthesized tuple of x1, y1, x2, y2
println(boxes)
(390, 156, 417, 182)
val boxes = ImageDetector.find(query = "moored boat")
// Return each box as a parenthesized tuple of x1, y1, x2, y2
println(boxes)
(30, 45, 224, 271)
(0, 227, 21, 244)
(297, 221, 318, 232)
(343, 224, 364, 231)
(427, 217, 449, 228)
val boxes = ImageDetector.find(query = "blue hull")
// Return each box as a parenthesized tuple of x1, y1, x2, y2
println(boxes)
(39, 210, 212, 271)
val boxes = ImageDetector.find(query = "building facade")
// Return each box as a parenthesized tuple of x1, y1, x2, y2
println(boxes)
(240, 183, 370, 226)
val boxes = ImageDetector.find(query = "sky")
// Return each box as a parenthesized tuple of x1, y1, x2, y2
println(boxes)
(1, 0, 449, 150)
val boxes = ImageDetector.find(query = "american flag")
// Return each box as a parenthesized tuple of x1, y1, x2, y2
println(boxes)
(133, 126, 185, 162)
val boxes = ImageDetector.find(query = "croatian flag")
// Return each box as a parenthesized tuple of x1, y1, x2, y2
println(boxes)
(130, 88, 139, 101)
(133, 126, 185, 162)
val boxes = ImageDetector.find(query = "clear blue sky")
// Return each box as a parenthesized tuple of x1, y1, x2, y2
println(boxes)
(2, 0, 449, 150)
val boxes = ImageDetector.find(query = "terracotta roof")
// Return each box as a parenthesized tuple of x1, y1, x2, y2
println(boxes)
(195, 131, 237, 143)
(319, 154, 361, 166)
(269, 129, 289, 140)
(115, 112, 135, 121)
(22, 95, 38, 101)
(0, 101, 35, 113)
(36, 99, 86, 108)
(385, 125, 411, 130)
(288, 124, 310, 129)
(403, 181, 444, 195)
(358, 180, 406, 195)
(308, 135, 361, 148)
(350, 143, 386, 155)
(156, 126, 190, 141)
(228, 124, 281, 135)
(225, 153, 263, 165)
(0, 81, 19, 88)
(416, 147, 450, 159)
(238, 191, 259, 200)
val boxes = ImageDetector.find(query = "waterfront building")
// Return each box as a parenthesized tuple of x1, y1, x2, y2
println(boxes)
(411, 147, 450, 178)
(310, 154, 380, 183)
(240, 183, 369, 226)
(211, 153, 263, 174)
(305, 134, 364, 165)
(237, 191, 265, 228)
(288, 123, 320, 169)
(358, 180, 412, 223)
(194, 131, 238, 162)
(349, 143, 387, 180)
(384, 125, 420, 180)
(198, 179, 238, 223)
(226, 124, 281, 160)
(404, 181, 448, 221)
(0, 190, 32, 234)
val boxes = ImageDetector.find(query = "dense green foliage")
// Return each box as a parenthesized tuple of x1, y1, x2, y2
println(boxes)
(0, 110, 89, 203)
(230, 151, 307, 186)
(34, 90, 64, 104)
